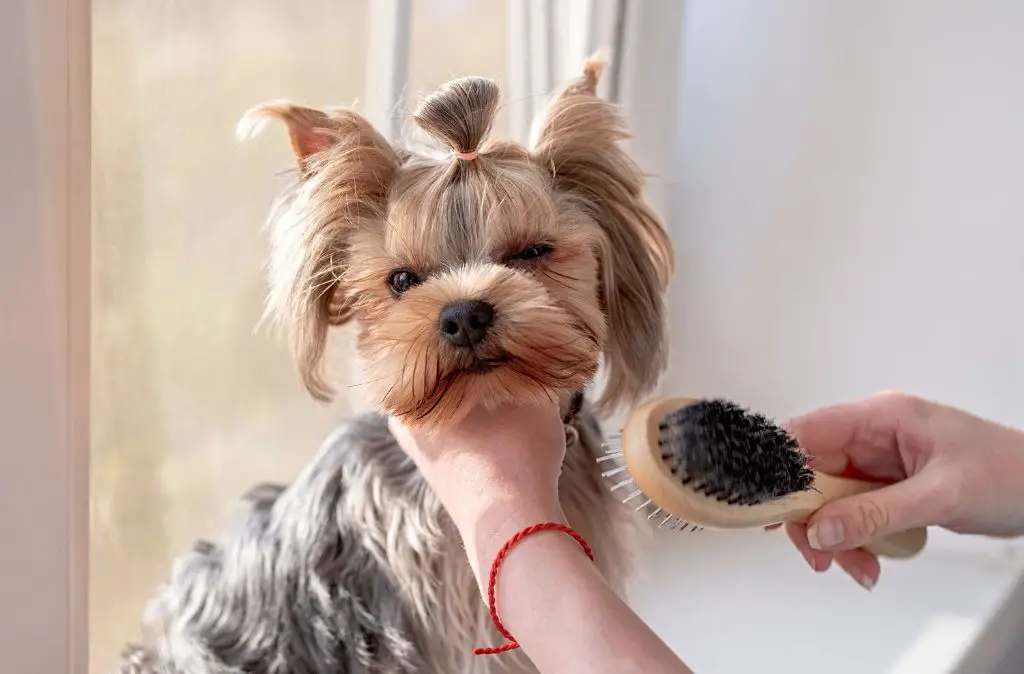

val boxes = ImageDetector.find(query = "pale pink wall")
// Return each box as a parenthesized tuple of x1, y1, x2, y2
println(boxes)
(0, 0, 90, 671)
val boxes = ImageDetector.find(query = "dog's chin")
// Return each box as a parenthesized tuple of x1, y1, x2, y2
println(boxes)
(460, 354, 511, 375)
(376, 348, 598, 430)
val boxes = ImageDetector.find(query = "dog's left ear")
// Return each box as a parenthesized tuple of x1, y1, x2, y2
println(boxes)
(532, 54, 675, 415)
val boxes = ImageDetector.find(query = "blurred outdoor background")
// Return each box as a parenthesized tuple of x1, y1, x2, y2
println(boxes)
(90, 1, 508, 671)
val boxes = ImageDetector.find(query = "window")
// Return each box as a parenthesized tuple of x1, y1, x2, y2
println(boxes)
(407, 0, 511, 139)
(89, 2, 374, 671)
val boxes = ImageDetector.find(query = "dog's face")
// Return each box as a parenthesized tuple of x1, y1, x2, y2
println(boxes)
(241, 58, 673, 429)
(349, 158, 606, 423)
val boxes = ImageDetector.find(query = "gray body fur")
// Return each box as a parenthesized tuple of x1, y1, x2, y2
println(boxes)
(118, 404, 628, 673)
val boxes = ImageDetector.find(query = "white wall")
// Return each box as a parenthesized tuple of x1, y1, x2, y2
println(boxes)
(627, 2, 1024, 672)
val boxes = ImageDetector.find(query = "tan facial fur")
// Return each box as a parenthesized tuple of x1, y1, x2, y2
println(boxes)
(240, 55, 674, 429)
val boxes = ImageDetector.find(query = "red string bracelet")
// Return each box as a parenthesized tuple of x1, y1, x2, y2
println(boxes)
(472, 521, 595, 656)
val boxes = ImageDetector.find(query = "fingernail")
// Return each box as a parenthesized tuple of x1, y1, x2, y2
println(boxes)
(811, 554, 832, 573)
(857, 574, 876, 591)
(807, 519, 845, 550)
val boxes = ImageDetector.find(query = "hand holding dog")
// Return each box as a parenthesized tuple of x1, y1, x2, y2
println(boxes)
(389, 402, 693, 674)
(388, 402, 568, 566)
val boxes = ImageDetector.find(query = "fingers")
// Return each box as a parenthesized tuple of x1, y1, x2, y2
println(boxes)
(785, 402, 870, 474)
(387, 415, 413, 448)
(833, 548, 881, 590)
(805, 469, 947, 552)
(785, 392, 902, 449)
(784, 392, 917, 481)
(784, 522, 881, 590)
(785, 522, 834, 572)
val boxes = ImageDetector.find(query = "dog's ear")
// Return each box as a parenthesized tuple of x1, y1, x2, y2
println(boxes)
(239, 101, 400, 401)
(532, 55, 675, 414)
(237, 100, 359, 176)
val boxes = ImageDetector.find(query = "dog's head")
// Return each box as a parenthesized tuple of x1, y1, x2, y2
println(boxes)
(240, 56, 673, 429)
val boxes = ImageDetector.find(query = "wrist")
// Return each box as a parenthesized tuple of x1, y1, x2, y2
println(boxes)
(454, 496, 566, 583)
(433, 454, 561, 538)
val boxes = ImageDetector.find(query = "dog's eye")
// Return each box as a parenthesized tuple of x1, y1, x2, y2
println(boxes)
(388, 269, 422, 295)
(509, 243, 554, 261)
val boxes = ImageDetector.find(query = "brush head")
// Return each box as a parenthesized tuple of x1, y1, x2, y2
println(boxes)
(606, 396, 930, 555)
(658, 398, 815, 506)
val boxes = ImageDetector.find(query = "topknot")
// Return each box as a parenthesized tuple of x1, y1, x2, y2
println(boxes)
(412, 77, 500, 156)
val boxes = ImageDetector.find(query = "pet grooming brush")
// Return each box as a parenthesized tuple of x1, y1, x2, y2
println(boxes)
(600, 395, 928, 559)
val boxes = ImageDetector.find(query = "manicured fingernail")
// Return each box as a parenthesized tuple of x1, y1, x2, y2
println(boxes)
(807, 519, 845, 550)
(811, 554, 832, 573)
(857, 574, 876, 591)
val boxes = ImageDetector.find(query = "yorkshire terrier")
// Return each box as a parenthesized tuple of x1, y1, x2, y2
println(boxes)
(118, 54, 674, 674)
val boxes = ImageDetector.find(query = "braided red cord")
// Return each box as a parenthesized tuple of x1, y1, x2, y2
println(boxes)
(472, 522, 595, 656)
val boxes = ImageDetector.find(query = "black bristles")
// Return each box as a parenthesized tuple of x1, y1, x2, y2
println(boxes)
(659, 398, 815, 506)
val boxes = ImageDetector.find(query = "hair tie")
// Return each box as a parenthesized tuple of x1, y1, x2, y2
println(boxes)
(453, 149, 479, 161)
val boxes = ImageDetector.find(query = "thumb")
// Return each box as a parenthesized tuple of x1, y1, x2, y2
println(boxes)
(806, 471, 944, 552)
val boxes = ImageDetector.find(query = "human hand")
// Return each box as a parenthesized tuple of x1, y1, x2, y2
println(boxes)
(393, 402, 695, 674)
(388, 401, 568, 575)
(779, 391, 1024, 589)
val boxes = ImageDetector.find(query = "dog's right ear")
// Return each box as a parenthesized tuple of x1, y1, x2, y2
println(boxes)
(238, 101, 400, 401)
(237, 100, 381, 176)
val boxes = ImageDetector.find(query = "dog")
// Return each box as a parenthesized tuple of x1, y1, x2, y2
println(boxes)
(117, 54, 673, 674)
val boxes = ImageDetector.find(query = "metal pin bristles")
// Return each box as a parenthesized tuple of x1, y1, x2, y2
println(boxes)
(598, 434, 702, 535)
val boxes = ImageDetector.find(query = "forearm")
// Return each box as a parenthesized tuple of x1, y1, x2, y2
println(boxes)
(462, 502, 693, 674)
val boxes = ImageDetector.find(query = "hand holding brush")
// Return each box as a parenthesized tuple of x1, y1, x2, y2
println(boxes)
(606, 391, 1024, 590)
(781, 392, 1024, 588)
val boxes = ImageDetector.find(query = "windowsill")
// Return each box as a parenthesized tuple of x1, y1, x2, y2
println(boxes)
(627, 527, 1024, 674)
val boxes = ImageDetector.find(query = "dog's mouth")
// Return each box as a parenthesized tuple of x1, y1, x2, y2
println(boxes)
(462, 354, 511, 375)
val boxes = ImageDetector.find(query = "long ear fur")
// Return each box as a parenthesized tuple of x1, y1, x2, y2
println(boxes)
(532, 55, 675, 415)
(239, 101, 400, 401)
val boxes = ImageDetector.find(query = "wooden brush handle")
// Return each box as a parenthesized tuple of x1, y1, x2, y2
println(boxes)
(863, 528, 928, 559)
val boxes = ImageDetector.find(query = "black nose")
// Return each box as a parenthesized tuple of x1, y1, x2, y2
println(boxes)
(439, 300, 494, 347)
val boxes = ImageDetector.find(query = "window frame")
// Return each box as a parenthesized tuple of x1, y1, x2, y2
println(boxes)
(506, 0, 629, 144)
(1, 0, 91, 670)
(364, 0, 412, 140)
